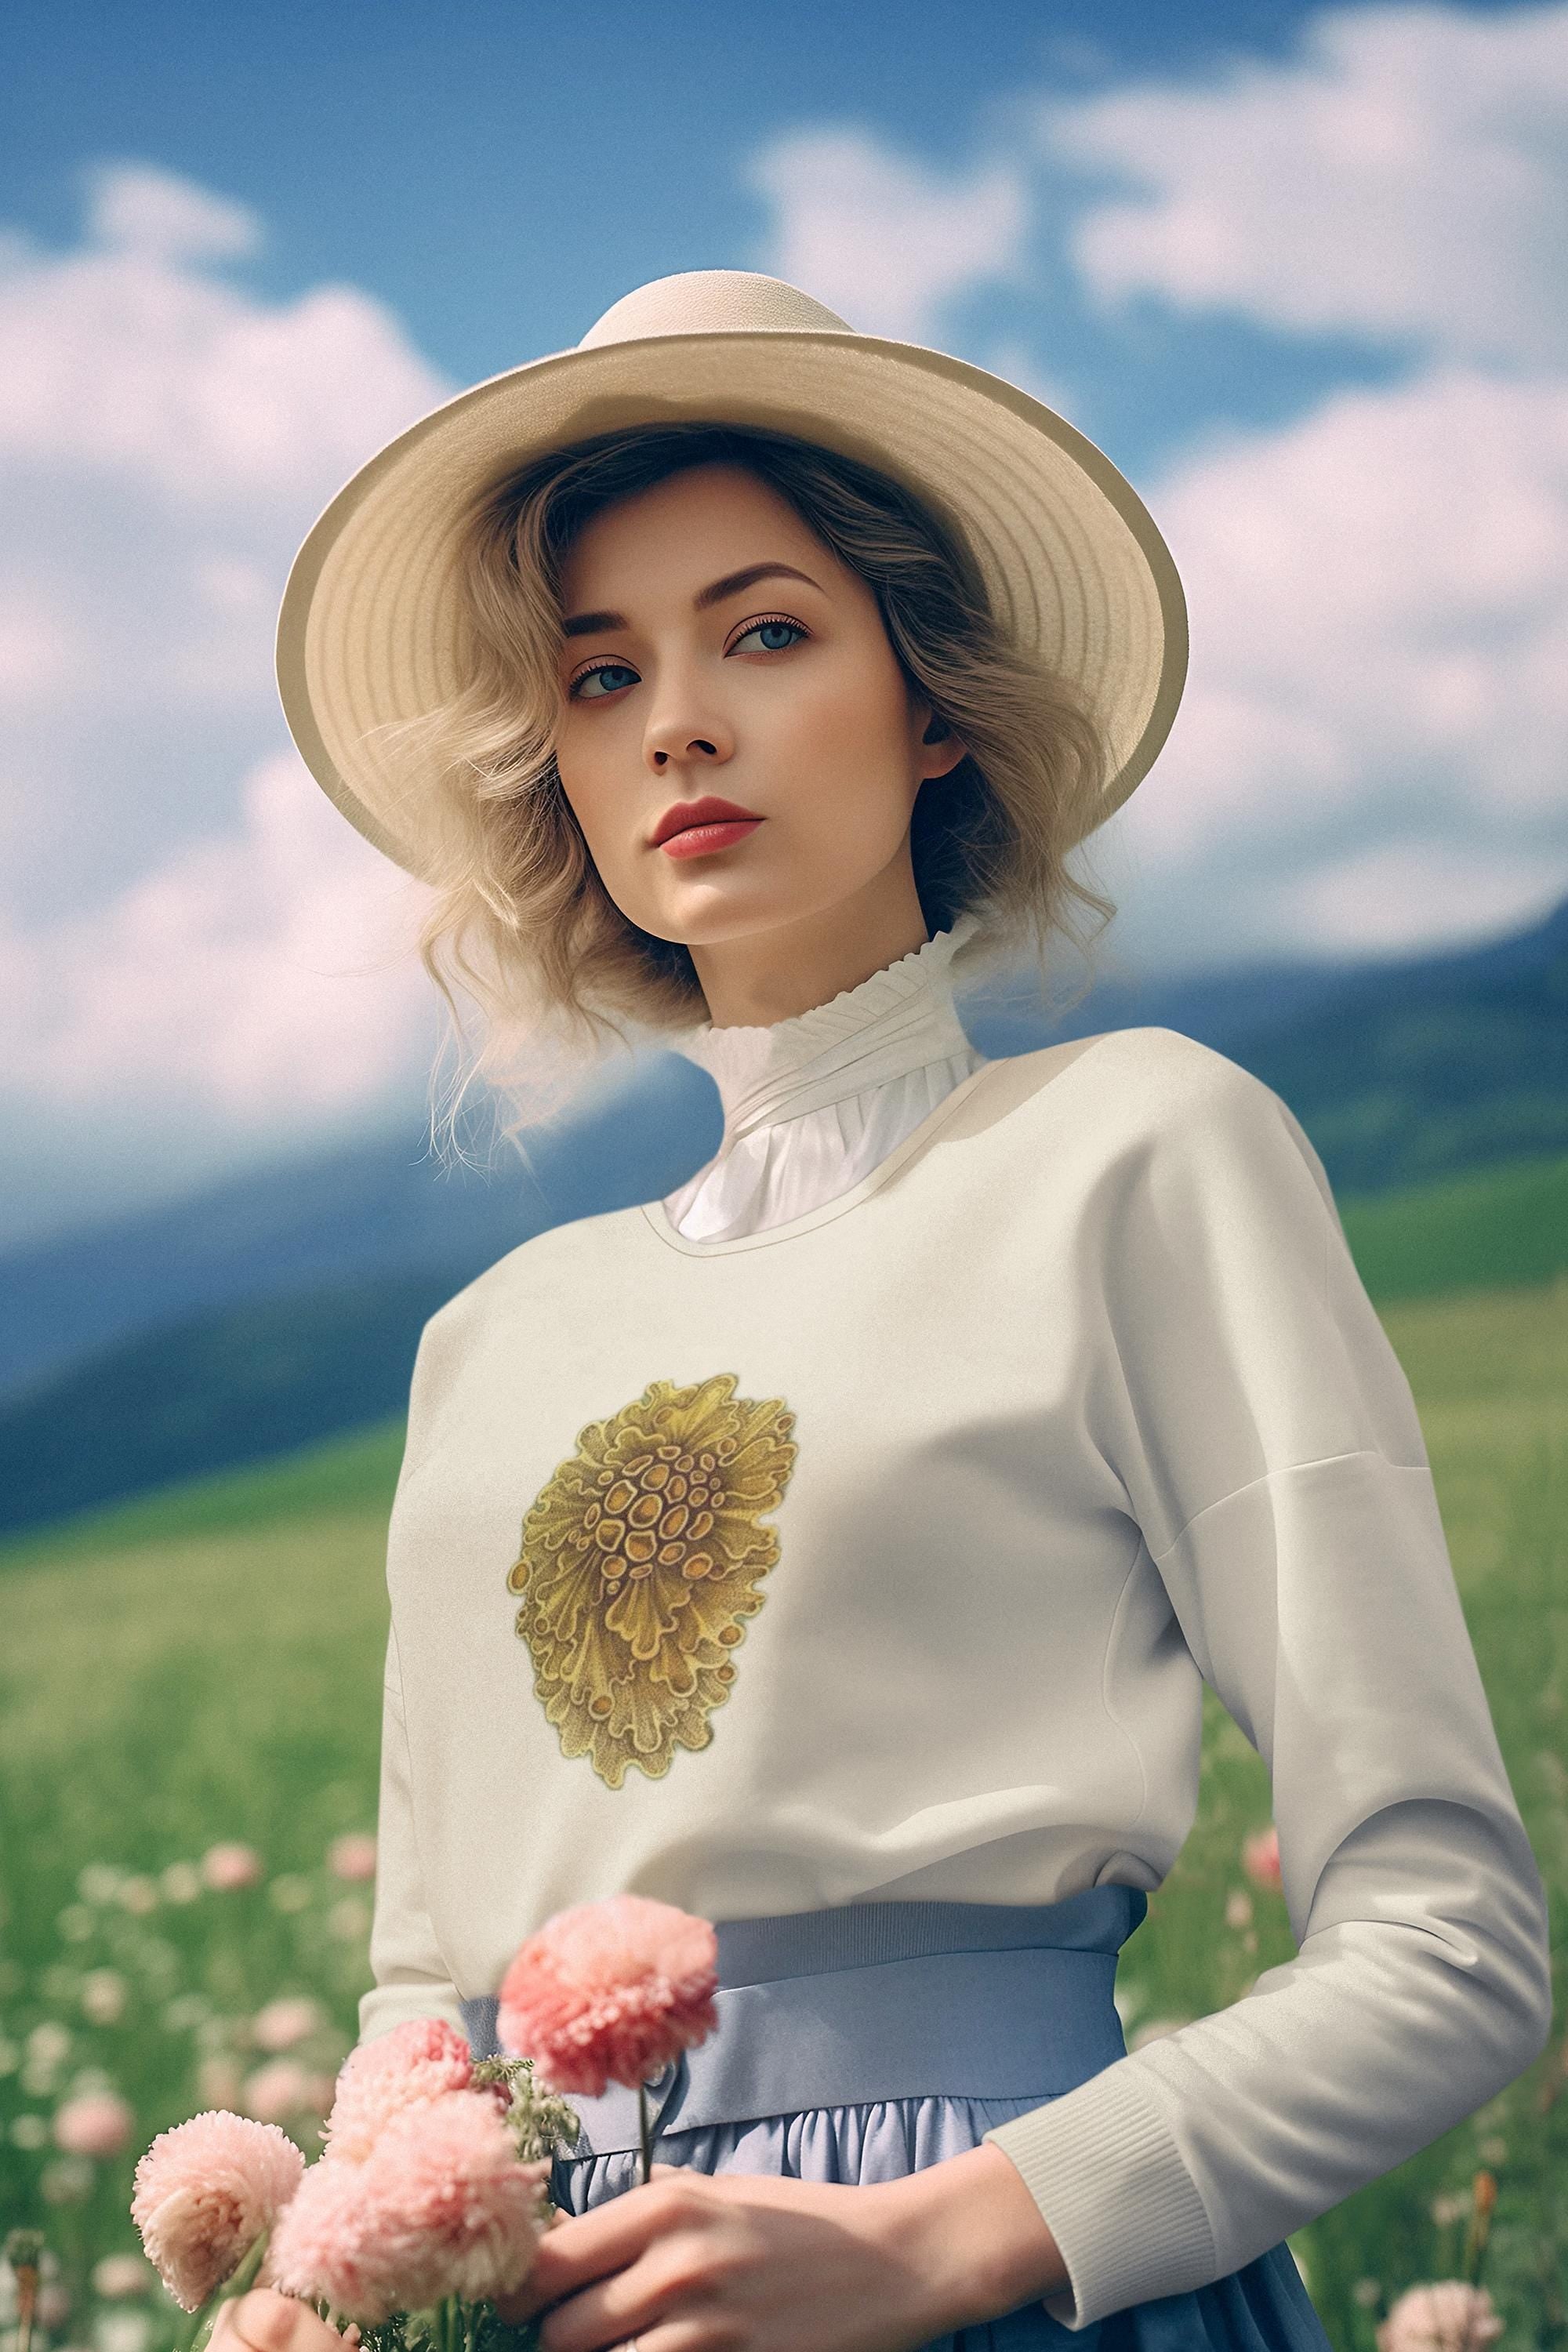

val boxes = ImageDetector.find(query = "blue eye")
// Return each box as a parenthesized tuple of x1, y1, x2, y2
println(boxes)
(572, 661, 639, 700)
(732, 619, 806, 655)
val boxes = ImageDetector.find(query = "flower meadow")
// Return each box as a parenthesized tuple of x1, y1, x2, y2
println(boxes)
(0, 1281, 1563, 2350)
(0, 1831, 387, 2352)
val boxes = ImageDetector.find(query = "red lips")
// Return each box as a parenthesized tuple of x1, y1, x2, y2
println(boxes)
(650, 795, 764, 848)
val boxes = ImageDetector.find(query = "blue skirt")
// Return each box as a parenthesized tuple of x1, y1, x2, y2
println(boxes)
(462, 1890, 1330, 2352)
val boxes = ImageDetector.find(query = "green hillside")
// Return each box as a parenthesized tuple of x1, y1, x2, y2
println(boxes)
(1337, 1151, 1568, 1301)
(0, 1275, 1564, 2349)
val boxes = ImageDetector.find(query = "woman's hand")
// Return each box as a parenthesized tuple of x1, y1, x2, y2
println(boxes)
(496, 2142, 1068, 2352)
(210, 2291, 356, 2352)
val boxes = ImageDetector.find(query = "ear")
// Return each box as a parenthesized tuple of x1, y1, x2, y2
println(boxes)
(915, 702, 969, 782)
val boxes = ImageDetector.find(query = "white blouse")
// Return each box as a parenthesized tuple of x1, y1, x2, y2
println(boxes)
(662, 913, 990, 1243)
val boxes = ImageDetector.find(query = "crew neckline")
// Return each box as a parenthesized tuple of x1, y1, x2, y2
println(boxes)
(641, 1056, 1000, 1254)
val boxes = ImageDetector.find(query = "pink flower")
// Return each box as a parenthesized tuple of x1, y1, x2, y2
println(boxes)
(82, 1969, 128, 2025)
(260, 2157, 383, 2318)
(251, 1998, 324, 2053)
(201, 1844, 263, 1892)
(328, 1834, 378, 1883)
(242, 2062, 336, 2126)
(321, 2017, 474, 2164)
(498, 1893, 718, 2097)
(268, 2092, 545, 2323)
(132, 2111, 304, 2311)
(1377, 2282, 1505, 2352)
(53, 2092, 135, 2158)
(1242, 1826, 1283, 1893)
(91, 2255, 154, 2299)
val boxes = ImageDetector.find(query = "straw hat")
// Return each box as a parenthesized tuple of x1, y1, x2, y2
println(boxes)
(276, 269, 1187, 880)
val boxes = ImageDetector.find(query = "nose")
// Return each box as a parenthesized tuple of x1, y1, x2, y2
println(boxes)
(642, 670, 733, 773)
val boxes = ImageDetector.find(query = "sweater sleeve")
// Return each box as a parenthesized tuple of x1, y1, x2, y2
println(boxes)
(985, 1042, 1552, 2327)
(359, 1624, 468, 2045)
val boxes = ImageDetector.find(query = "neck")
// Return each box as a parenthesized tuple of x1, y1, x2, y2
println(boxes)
(685, 862, 929, 1029)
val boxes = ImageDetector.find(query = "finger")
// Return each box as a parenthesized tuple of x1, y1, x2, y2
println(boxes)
(495, 2180, 686, 2319)
(536, 2256, 688, 2352)
(224, 2292, 332, 2352)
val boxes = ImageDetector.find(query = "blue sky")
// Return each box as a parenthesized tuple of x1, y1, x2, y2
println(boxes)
(3, 0, 1427, 467)
(2, 0, 1566, 1242)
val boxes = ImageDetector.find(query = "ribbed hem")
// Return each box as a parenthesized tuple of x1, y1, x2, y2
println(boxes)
(985, 2060, 1218, 2328)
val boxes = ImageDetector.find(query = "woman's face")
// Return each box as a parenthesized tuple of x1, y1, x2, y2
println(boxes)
(551, 463, 964, 967)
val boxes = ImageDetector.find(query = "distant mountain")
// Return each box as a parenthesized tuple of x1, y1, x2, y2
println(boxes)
(1225, 898, 1568, 1194)
(0, 894, 1563, 1539)
(0, 1057, 720, 1400)
(0, 1272, 455, 1543)
(982, 894, 1568, 1201)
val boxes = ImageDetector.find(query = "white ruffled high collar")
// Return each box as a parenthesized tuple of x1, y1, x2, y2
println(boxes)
(672, 912, 985, 1142)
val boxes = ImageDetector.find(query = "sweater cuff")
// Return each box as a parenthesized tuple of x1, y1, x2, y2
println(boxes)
(984, 2060, 1218, 2328)
(358, 1980, 470, 2047)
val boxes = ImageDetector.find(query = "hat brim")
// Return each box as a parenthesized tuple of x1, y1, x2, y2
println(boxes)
(277, 329, 1187, 879)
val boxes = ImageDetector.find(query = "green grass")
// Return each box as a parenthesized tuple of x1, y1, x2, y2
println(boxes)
(0, 1417, 408, 1573)
(1338, 1152, 1568, 1301)
(0, 1276, 1563, 2349)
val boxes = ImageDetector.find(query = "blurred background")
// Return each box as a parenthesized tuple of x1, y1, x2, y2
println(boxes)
(1, 1, 1564, 2344)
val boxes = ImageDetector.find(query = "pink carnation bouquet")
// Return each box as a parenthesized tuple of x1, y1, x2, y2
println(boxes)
(131, 2020, 578, 2351)
(497, 1893, 719, 2184)
(129, 1891, 718, 2347)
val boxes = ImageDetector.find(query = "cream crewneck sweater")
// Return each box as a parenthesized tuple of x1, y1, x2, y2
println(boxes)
(365, 947, 1551, 2330)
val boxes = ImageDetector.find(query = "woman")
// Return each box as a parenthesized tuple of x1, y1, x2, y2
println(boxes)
(238, 272, 1550, 2352)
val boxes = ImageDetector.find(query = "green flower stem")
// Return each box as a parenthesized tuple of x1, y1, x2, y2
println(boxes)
(5, 2232, 44, 2352)
(638, 2082, 653, 2189)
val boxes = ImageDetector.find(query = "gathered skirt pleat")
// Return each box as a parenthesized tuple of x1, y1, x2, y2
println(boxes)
(550, 2091, 1329, 2352)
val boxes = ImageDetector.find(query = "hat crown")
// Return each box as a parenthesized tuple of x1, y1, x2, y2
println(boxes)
(578, 269, 854, 351)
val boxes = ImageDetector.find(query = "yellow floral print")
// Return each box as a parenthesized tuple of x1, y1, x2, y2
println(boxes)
(509, 1373, 798, 1789)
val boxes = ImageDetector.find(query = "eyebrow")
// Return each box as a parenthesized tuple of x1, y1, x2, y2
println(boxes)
(561, 562, 823, 640)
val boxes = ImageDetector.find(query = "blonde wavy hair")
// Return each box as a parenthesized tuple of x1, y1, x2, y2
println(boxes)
(396, 420, 1116, 1142)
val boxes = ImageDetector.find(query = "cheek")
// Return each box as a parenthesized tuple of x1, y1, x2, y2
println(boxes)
(782, 653, 916, 819)
(555, 736, 626, 870)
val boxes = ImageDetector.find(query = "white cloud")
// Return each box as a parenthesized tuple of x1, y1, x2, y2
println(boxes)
(1046, 2, 1568, 365)
(0, 171, 446, 508)
(0, 165, 458, 1233)
(85, 161, 263, 264)
(1109, 362, 1568, 953)
(0, 585, 79, 695)
(748, 129, 1029, 341)
(0, 752, 436, 1122)
(1279, 837, 1559, 953)
(0, 163, 449, 915)
(971, 337, 1078, 417)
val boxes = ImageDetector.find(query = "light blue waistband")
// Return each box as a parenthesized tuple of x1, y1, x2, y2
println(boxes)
(461, 1888, 1145, 2157)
